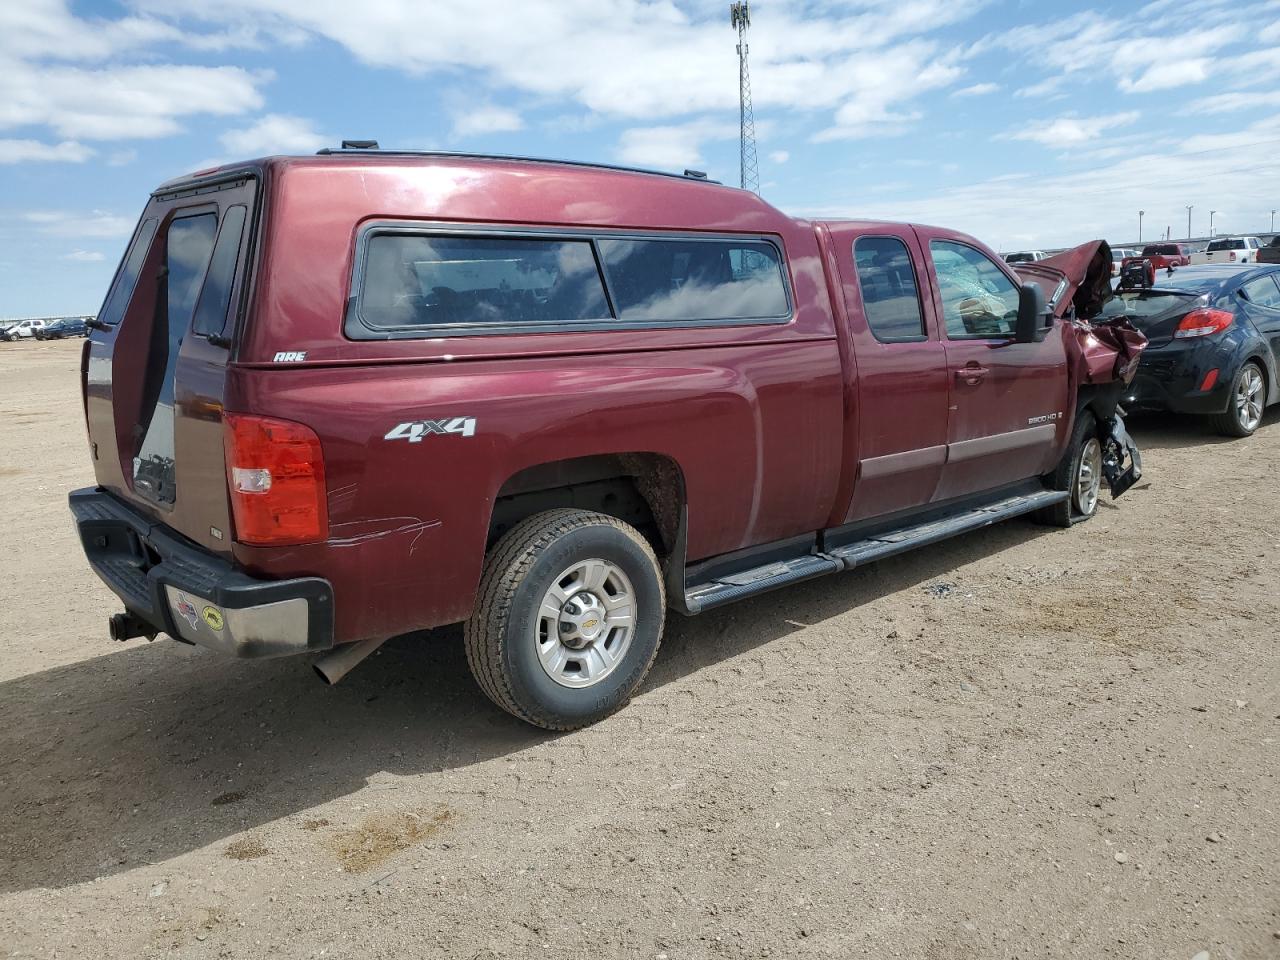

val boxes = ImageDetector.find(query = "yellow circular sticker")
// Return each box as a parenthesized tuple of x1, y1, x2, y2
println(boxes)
(202, 606, 225, 631)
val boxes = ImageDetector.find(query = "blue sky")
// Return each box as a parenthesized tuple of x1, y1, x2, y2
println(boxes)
(2, 0, 1279, 318)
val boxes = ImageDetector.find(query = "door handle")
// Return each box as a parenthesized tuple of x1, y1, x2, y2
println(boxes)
(955, 364, 988, 385)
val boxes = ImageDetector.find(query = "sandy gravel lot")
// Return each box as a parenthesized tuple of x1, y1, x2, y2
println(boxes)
(1, 337, 1277, 960)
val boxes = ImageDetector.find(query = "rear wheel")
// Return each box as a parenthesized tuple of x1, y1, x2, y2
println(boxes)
(1037, 410, 1102, 528)
(1209, 361, 1265, 437)
(464, 509, 665, 731)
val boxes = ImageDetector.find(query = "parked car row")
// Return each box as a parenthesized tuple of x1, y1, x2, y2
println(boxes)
(0, 316, 91, 341)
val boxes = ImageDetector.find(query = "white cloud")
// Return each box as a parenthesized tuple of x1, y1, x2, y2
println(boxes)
(0, 0, 278, 61)
(768, 150, 790, 165)
(813, 43, 964, 141)
(992, 9, 1258, 99)
(106, 148, 138, 166)
(1183, 90, 1280, 115)
(61, 249, 105, 262)
(22, 211, 135, 238)
(129, 0, 981, 137)
(1119, 58, 1211, 93)
(616, 120, 737, 171)
(0, 62, 268, 140)
(0, 139, 93, 164)
(451, 105, 524, 139)
(952, 82, 999, 98)
(1002, 112, 1140, 149)
(220, 113, 327, 156)
(1014, 76, 1066, 99)
(802, 114, 1280, 249)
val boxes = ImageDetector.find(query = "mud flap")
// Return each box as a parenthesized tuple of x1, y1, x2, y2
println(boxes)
(1100, 414, 1142, 499)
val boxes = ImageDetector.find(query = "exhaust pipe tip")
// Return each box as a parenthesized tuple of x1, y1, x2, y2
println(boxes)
(313, 636, 387, 686)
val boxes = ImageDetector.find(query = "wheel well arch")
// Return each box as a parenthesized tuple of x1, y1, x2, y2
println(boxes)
(1074, 384, 1122, 427)
(487, 453, 686, 557)
(1241, 352, 1273, 399)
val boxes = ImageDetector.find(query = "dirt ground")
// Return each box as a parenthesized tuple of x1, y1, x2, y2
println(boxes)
(1, 337, 1277, 960)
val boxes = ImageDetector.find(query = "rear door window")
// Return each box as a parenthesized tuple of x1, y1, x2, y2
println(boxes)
(133, 212, 218, 503)
(191, 205, 248, 338)
(852, 236, 926, 341)
(597, 237, 788, 322)
(98, 218, 158, 327)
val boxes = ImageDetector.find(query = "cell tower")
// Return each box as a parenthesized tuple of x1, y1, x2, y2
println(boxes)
(730, 1, 760, 194)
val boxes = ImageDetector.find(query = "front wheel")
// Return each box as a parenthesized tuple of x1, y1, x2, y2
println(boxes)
(464, 509, 665, 731)
(1209, 361, 1265, 437)
(1036, 410, 1102, 528)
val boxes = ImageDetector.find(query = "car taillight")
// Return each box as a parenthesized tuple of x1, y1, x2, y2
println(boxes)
(223, 413, 328, 545)
(1228, 251, 1237, 261)
(1174, 308, 1234, 339)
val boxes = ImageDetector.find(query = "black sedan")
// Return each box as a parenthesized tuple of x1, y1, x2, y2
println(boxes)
(1103, 264, 1280, 437)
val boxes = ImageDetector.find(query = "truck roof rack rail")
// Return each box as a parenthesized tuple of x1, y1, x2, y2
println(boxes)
(313, 145, 723, 185)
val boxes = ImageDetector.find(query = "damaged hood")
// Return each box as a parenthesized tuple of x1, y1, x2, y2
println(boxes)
(1017, 239, 1147, 387)
(1013, 239, 1114, 320)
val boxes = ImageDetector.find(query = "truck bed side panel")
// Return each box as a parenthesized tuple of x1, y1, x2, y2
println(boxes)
(226, 342, 844, 641)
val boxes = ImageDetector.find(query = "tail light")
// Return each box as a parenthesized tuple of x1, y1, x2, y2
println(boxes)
(1228, 251, 1237, 261)
(1174, 308, 1234, 339)
(223, 413, 328, 545)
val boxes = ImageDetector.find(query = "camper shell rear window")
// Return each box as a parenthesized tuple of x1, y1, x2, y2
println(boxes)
(346, 225, 792, 339)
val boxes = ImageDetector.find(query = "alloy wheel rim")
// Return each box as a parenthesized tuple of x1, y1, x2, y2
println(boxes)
(1075, 437, 1102, 516)
(535, 558, 636, 688)
(1237, 367, 1264, 432)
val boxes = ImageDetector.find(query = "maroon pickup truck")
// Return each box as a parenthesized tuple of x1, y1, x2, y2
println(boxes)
(70, 148, 1144, 730)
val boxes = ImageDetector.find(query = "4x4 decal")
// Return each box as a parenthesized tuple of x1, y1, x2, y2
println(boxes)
(385, 417, 477, 442)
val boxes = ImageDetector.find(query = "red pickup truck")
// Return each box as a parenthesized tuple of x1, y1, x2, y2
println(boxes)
(70, 149, 1144, 730)
(1122, 242, 1192, 274)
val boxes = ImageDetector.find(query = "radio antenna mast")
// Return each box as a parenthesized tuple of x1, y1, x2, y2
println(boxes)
(730, 1, 760, 194)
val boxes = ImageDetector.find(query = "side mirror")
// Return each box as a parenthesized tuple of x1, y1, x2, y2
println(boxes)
(1015, 282, 1050, 343)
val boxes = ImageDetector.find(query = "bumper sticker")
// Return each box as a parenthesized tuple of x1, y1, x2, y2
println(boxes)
(174, 593, 200, 630)
(202, 606, 225, 632)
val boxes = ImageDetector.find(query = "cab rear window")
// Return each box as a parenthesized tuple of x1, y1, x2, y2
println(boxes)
(350, 229, 790, 337)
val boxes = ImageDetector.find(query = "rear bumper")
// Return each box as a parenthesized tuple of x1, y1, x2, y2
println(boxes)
(69, 488, 334, 658)
(1122, 341, 1235, 415)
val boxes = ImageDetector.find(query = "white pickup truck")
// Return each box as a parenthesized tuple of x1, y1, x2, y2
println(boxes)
(1, 319, 48, 341)
(1189, 236, 1263, 265)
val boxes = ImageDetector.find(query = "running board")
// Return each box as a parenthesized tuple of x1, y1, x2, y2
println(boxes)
(682, 488, 1067, 613)
(685, 554, 841, 614)
(826, 488, 1066, 568)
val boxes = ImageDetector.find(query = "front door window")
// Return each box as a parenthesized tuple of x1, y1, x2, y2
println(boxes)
(930, 240, 1020, 339)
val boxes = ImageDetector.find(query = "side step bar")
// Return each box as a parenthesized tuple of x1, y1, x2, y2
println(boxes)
(827, 488, 1067, 568)
(683, 488, 1067, 613)
(686, 554, 841, 614)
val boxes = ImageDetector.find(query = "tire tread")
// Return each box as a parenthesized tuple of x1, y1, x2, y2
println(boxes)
(463, 508, 664, 731)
